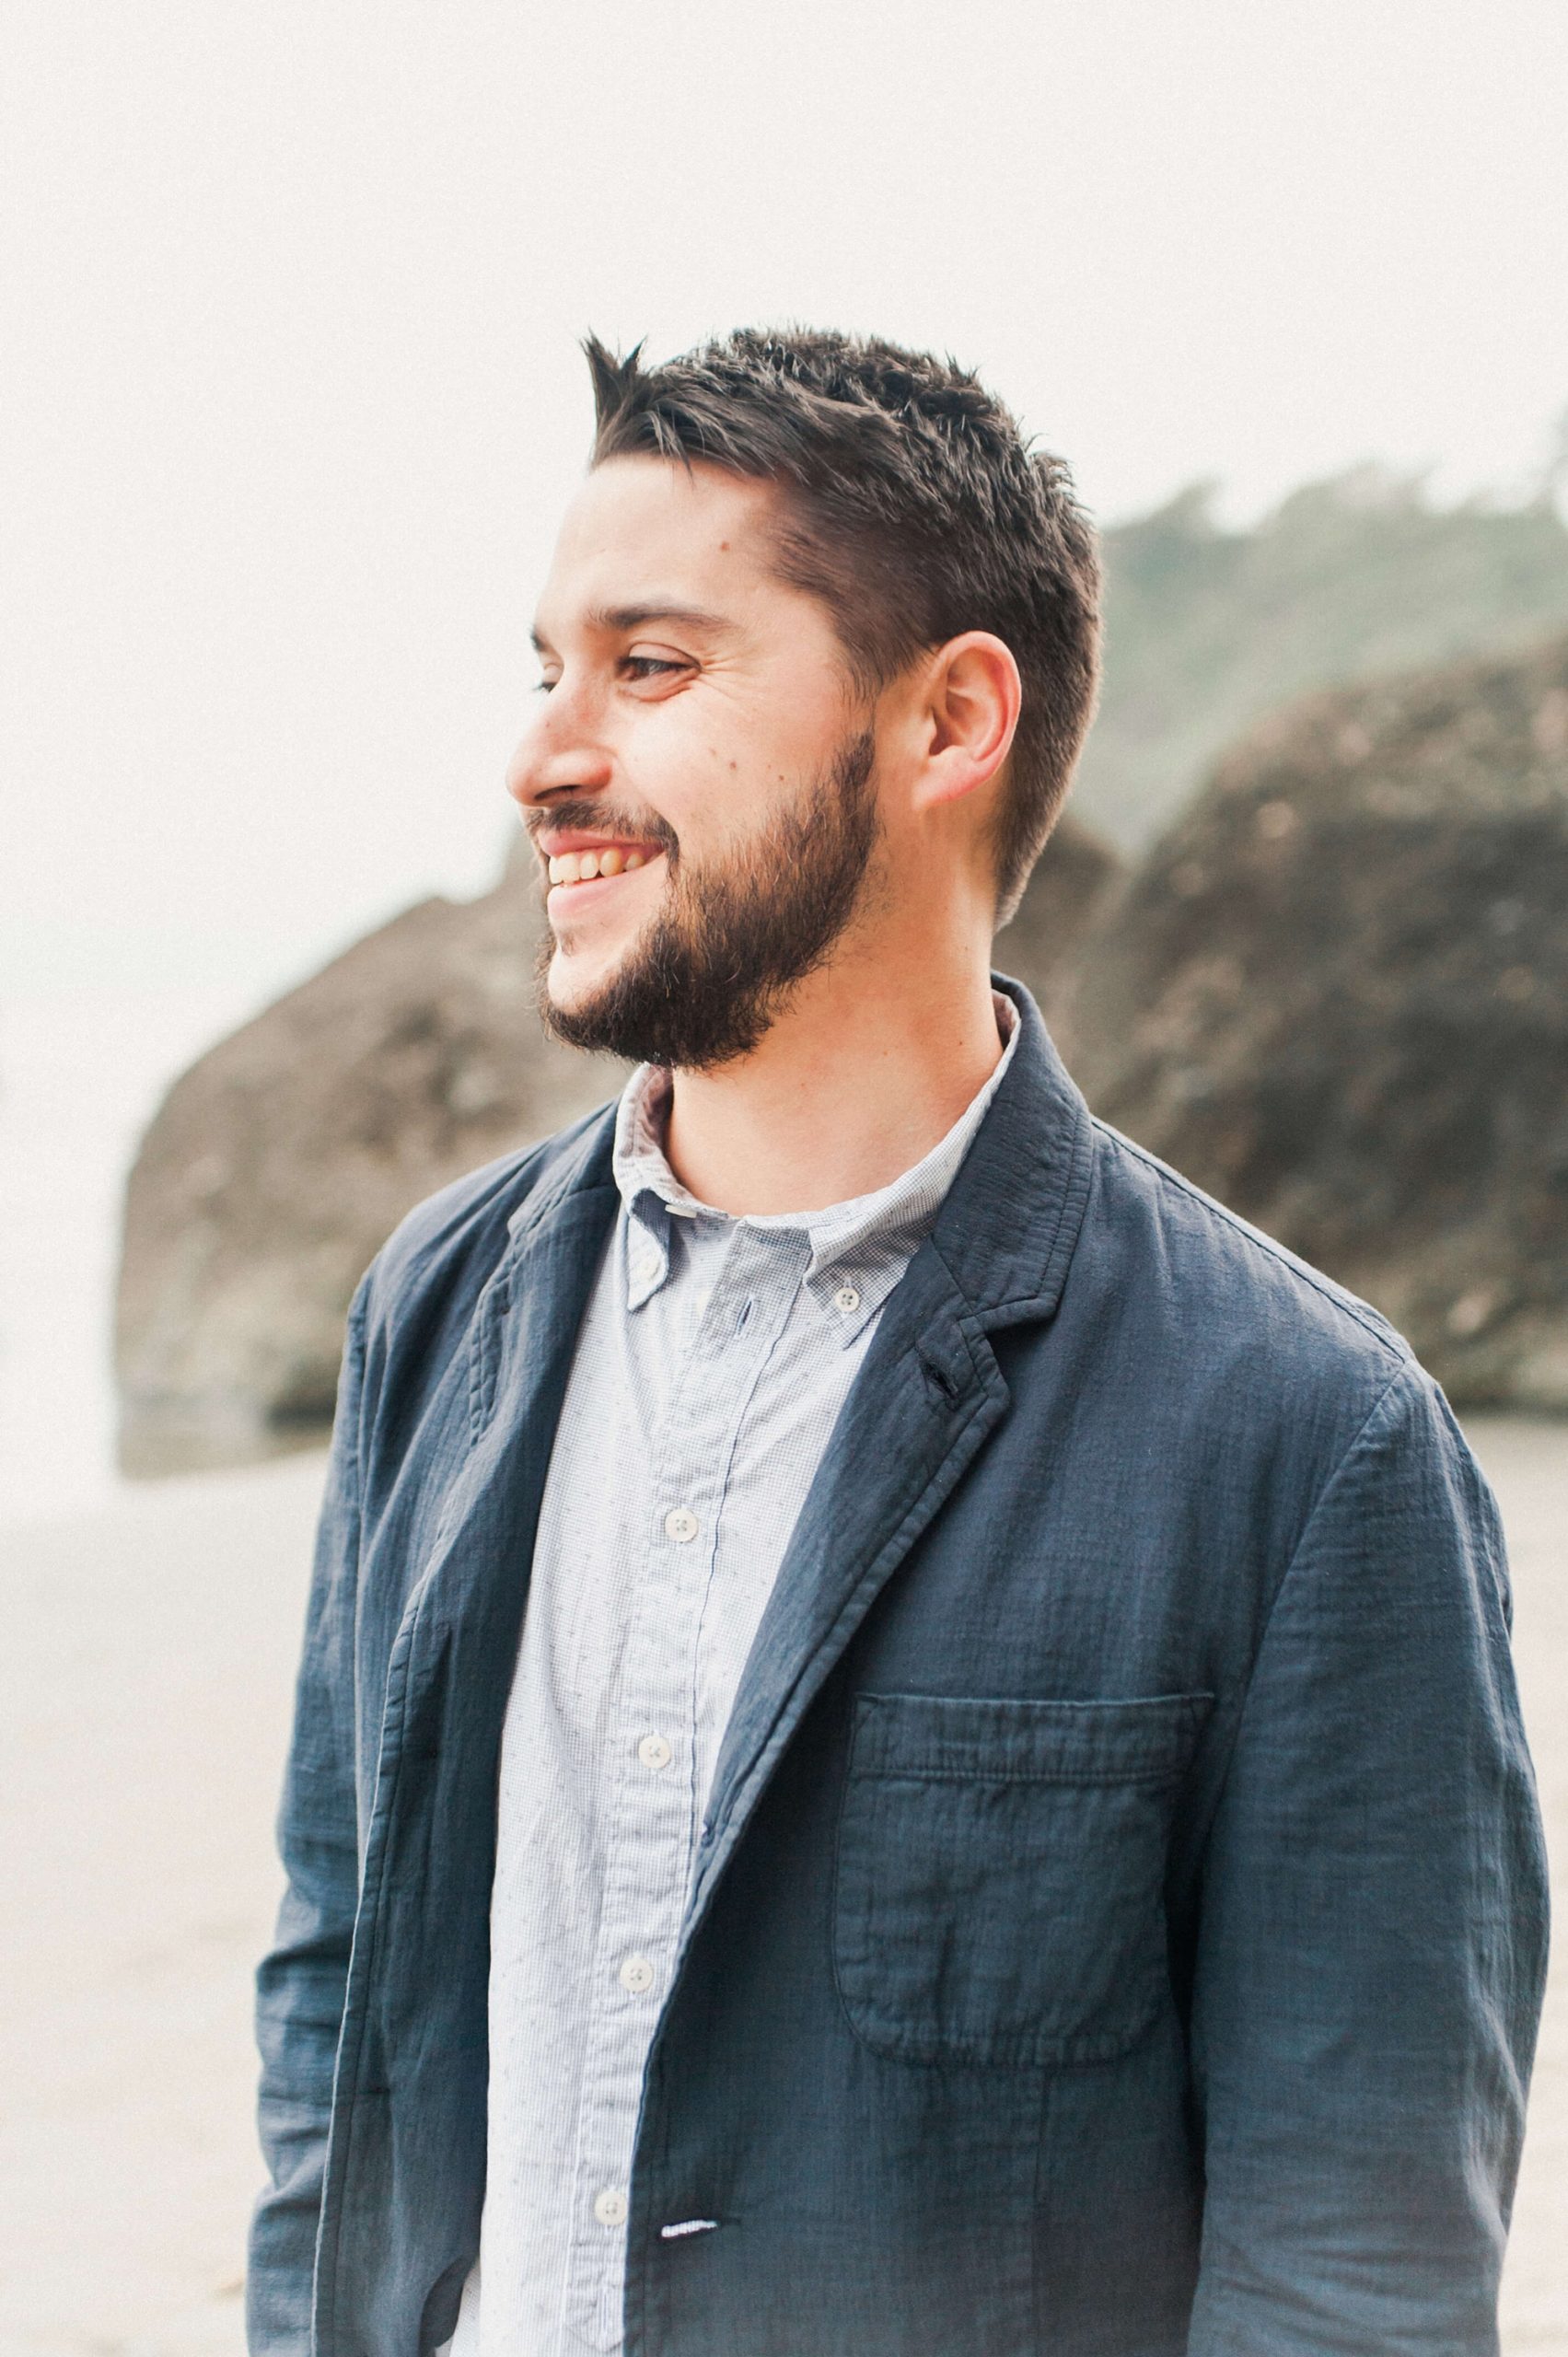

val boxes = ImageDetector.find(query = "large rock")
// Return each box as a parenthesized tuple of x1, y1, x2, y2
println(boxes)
(116, 816, 1118, 1469)
(995, 811, 1121, 1054)
(115, 856, 619, 1472)
(1071, 633, 1568, 1407)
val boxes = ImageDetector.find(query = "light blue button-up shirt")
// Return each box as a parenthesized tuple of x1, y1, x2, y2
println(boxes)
(447, 1001, 1017, 2356)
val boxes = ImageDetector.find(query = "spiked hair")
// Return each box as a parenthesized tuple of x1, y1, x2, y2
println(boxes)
(583, 327, 1101, 920)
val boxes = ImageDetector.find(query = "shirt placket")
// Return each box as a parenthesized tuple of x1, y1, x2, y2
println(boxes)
(560, 1225, 805, 2353)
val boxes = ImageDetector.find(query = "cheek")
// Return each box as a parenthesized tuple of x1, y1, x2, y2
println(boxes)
(634, 714, 761, 851)
(627, 678, 848, 853)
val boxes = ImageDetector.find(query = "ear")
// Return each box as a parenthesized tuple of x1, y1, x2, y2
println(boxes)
(913, 632, 1022, 812)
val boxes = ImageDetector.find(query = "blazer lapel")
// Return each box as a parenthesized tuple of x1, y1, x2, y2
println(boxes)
(402, 1114, 621, 1750)
(687, 979, 1097, 1933)
(687, 1247, 1008, 1932)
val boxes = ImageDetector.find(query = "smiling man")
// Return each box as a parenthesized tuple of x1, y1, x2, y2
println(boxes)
(249, 331, 1547, 2357)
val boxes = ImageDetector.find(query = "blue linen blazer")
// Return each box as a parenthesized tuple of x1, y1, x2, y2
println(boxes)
(248, 980, 1549, 2357)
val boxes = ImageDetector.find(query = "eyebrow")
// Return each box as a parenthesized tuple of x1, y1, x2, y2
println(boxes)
(530, 600, 733, 652)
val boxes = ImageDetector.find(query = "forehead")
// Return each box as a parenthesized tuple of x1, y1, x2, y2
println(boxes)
(535, 456, 785, 630)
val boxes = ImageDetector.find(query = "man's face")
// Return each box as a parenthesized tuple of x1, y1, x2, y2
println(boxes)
(508, 457, 883, 1069)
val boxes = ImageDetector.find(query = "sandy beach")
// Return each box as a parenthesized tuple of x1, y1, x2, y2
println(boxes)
(1, 1416, 1562, 2356)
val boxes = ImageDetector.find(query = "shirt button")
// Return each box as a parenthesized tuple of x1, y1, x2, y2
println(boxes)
(833, 1283, 861, 1314)
(594, 2188, 628, 2227)
(664, 1505, 700, 1543)
(638, 1732, 673, 1771)
(619, 1954, 656, 1994)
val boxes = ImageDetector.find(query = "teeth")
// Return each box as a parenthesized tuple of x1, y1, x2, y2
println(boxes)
(548, 846, 653, 886)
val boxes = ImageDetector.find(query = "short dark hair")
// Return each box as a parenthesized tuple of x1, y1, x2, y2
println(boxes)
(583, 327, 1102, 922)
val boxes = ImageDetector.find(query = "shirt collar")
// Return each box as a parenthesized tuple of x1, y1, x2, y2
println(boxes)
(610, 993, 1020, 1341)
(610, 1069, 689, 1311)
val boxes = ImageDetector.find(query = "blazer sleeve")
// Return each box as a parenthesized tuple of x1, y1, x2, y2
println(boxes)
(1186, 1367, 1549, 2355)
(246, 1284, 369, 2355)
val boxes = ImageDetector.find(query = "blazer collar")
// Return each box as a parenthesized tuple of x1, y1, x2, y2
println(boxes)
(501, 973, 1094, 1336)
(927, 972, 1096, 1332)
(504, 1099, 619, 1245)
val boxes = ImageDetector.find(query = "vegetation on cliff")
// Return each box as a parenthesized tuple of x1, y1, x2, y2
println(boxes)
(1079, 470, 1568, 846)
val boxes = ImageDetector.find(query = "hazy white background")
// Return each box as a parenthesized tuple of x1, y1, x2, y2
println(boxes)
(5, 0, 1568, 1521)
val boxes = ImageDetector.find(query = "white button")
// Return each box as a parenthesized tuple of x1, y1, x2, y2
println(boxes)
(665, 1505, 700, 1543)
(833, 1283, 861, 1314)
(619, 1954, 656, 1994)
(638, 1732, 673, 1771)
(594, 2188, 628, 2227)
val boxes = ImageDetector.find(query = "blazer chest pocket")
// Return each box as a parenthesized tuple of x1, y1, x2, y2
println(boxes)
(833, 1689, 1212, 2068)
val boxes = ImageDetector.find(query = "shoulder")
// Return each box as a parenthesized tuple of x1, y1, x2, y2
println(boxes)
(1067, 1116, 1501, 1608)
(1092, 1115, 1407, 1360)
(1078, 1112, 1423, 1455)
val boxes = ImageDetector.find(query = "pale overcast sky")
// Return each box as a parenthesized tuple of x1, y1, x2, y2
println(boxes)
(5, 0, 1568, 1021)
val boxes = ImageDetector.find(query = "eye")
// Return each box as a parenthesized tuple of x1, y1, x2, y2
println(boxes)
(621, 654, 687, 684)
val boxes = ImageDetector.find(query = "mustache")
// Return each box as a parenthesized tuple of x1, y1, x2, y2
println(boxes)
(523, 797, 680, 863)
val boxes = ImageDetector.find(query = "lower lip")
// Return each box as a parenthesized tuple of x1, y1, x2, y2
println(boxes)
(546, 853, 664, 910)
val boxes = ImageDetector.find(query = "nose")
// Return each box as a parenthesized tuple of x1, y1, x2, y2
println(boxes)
(505, 687, 615, 813)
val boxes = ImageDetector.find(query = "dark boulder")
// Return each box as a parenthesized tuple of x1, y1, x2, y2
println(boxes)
(1070, 633, 1568, 1407)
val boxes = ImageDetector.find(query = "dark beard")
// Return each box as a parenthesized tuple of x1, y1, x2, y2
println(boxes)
(535, 726, 879, 1071)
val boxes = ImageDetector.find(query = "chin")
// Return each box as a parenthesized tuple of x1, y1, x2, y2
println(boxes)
(544, 936, 627, 1016)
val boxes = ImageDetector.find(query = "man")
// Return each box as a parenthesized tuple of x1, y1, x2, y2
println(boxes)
(249, 330, 1548, 2357)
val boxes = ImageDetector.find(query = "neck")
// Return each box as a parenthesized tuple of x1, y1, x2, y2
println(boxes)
(661, 935, 1004, 1217)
